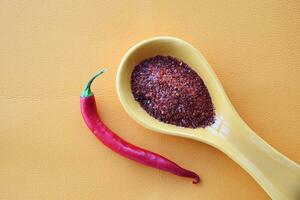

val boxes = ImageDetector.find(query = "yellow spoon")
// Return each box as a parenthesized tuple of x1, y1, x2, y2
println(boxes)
(116, 36, 300, 200)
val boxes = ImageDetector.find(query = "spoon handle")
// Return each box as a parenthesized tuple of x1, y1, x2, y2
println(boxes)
(219, 118, 300, 200)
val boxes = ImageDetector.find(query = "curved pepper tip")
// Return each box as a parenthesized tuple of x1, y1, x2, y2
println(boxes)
(192, 175, 201, 184)
(183, 170, 200, 184)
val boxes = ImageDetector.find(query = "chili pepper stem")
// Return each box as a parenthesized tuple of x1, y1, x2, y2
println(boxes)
(81, 68, 107, 98)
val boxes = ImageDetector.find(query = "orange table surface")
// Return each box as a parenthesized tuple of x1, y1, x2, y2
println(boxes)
(1, 1, 299, 199)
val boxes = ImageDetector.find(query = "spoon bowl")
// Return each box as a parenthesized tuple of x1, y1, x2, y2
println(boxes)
(116, 36, 300, 200)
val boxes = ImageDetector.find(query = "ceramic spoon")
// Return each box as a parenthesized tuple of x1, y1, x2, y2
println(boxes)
(116, 36, 300, 200)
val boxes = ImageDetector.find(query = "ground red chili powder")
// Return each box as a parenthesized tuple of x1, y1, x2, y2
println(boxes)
(131, 55, 215, 128)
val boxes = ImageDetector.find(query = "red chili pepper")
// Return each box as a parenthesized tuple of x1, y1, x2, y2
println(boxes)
(80, 69, 200, 184)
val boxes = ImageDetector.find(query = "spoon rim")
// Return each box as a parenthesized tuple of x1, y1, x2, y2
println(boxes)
(116, 36, 229, 141)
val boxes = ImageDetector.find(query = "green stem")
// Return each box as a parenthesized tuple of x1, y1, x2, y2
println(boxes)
(81, 68, 107, 97)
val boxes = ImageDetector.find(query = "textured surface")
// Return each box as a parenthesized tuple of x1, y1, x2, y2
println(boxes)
(0, 0, 299, 199)
(131, 55, 215, 128)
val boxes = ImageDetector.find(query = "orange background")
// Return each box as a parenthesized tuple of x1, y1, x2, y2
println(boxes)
(0, 1, 299, 199)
